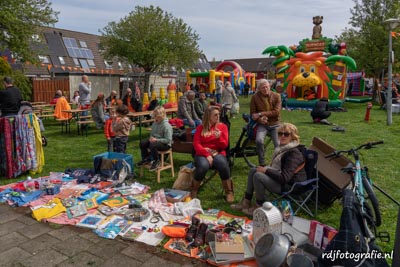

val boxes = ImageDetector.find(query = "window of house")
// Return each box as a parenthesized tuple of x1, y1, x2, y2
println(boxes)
(58, 56, 65, 65)
(87, 59, 96, 67)
(118, 62, 123, 70)
(39, 55, 50, 64)
(79, 40, 87, 48)
(79, 59, 90, 69)
(104, 60, 113, 68)
(72, 58, 80, 66)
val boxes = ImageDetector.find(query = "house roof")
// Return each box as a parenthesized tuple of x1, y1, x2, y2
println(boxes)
(211, 57, 275, 73)
(6, 26, 131, 77)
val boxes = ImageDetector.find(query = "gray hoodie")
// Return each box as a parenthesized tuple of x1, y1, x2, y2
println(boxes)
(150, 118, 173, 146)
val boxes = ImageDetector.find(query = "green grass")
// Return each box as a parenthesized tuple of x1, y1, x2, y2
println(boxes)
(2, 97, 399, 253)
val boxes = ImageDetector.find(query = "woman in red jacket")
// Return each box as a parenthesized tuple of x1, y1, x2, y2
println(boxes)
(192, 106, 234, 203)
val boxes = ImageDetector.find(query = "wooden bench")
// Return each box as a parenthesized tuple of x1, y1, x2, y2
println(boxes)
(76, 120, 94, 136)
(56, 118, 72, 133)
(38, 114, 55, 120)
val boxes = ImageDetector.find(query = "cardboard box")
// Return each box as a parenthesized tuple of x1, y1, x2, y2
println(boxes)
(393, 104, 400, 114)
(310, 137, 352, 205)
(309, 220, 338, 249)
(322, 225, 338, 250)
(164, 188, 190, 203)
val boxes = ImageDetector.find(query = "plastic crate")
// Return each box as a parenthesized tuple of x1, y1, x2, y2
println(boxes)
(93, 152, 134, 173)
(392, 104, 400, 114)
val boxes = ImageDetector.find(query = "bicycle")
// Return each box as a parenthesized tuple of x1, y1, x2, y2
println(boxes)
(325, 141, 384, 237)
(229, 113, 272, 168)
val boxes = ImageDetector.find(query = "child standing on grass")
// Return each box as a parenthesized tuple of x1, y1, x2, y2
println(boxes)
(112, 105, 131, 154)
(104, 108, 116, 152)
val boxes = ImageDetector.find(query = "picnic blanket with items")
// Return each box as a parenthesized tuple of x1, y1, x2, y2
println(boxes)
(0, 170, 331, 266)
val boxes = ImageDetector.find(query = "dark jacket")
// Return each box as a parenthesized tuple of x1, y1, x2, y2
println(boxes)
(265, 145, 307, 186)
(250, 91, 281, 126)
(122, 94, 142, 112)
(0, 86, 23, 116)
(311, 99, 331, 119)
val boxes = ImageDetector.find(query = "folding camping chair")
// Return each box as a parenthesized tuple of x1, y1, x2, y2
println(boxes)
(274, 149, 319, 217)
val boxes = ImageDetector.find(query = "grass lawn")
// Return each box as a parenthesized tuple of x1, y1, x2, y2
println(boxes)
(1, 96, 399, 254)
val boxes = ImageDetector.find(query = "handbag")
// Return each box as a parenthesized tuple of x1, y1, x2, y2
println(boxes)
(231, 101, 240, 114)
(173, 165, 195, 191)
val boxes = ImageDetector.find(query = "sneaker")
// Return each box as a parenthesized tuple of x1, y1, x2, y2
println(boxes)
(149, 160, 161, 171)
(137, 158, 151, 167)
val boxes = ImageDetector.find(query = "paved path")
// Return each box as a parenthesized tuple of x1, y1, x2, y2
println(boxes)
(0, 204, 210, 267)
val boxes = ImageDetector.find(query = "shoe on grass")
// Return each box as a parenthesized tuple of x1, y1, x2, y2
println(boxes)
(149, 160, 161, 171)
(137, 158, 151, 167)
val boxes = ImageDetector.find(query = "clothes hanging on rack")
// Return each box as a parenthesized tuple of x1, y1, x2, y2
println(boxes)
(0, 114, 44, 178)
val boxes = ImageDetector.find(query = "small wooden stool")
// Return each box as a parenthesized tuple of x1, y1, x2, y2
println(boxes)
(140, 149, 175, 183)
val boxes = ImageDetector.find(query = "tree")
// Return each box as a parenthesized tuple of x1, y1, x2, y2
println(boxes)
(100, 5, 201, 76)
(0, 0, 58, 63)
(336, 0, 400, 79)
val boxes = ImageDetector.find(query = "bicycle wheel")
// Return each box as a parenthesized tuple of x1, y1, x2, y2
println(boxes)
(362, 175, 382, 227)
(242, 137, 272, 168)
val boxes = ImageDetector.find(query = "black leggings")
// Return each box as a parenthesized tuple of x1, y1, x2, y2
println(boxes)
(194, 154, 230, 182)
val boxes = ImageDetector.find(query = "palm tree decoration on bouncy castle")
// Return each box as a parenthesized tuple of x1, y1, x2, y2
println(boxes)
(263, 16, 357, 108)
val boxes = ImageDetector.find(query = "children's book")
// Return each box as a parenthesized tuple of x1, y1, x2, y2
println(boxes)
(94, 215, 129, 239)
(83, 198, 98, 210)
(66, 202, 87, 219)
(119, 223, 144, 241)
(61, 197, 78, 208)
(125, 194, 151, 203)
(76, 214, 106, 229)
(78, 190, 109, 204)
(97, 205, 130, 217)
(102, 196, 129, 208)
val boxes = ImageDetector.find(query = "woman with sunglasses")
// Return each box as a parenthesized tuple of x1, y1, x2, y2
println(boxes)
(231, 122, 307, 215)
(192, 106, 234, 203)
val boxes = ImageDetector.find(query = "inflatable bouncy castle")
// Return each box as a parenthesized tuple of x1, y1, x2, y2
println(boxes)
(186, 61, 256, 94)
(264, 16, 356, 108)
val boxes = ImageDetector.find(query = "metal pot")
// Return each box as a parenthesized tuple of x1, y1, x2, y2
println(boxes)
(255, 233, 292, 267)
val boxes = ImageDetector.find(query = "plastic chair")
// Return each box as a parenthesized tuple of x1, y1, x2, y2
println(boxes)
(275, 149, 319, 217)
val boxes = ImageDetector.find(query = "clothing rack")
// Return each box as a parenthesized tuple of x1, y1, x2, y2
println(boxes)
(0, 113, 45, 178)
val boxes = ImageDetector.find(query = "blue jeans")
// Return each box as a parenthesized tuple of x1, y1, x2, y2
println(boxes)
(183, 119, 202, 128)
(194, 154, 230, 182)
(216, 93, 221, 104)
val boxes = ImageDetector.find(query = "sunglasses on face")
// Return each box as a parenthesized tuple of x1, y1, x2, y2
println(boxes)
(278, 132, 291, 137)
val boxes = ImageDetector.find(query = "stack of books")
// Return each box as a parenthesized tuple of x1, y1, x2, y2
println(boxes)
(209, 235, 254, 265)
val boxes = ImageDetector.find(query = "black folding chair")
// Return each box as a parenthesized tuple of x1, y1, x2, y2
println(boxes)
(275, 149, 319, 217)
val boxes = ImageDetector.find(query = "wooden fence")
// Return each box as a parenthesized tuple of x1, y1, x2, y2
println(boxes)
(32, 78, 70, 103)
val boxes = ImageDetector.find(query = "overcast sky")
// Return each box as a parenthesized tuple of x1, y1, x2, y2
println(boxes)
(48, 0, 355, 61)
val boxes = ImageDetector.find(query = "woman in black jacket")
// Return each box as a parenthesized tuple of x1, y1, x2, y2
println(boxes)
(231, 122, 307, 216)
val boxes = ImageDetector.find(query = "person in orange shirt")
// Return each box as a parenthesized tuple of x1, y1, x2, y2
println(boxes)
(104, 108, 116, 152)
(122, 88, 135, 112)
(167, 80, 177, 92)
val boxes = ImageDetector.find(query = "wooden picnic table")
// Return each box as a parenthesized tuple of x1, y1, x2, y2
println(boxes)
(127, 107, 177, 141)
(31, 102, 46, 106)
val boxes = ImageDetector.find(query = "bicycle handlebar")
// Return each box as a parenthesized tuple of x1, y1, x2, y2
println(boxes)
(325, 140, 384, 159)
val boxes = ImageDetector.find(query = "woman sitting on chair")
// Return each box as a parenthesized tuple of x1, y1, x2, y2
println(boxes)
(192, 105, 234, 203)
(231, 122, 306, 216)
